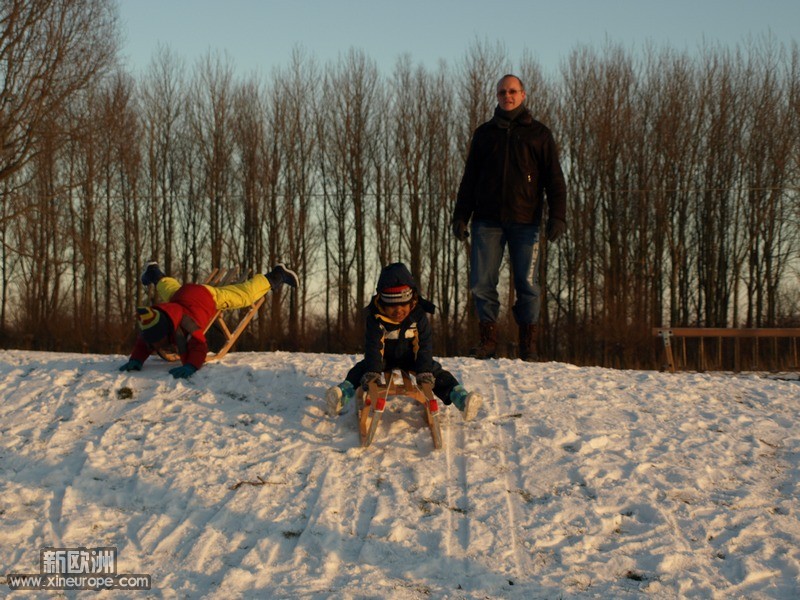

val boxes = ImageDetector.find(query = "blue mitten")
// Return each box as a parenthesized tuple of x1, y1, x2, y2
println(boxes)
(119, 359, 143, 372)
(360, 372, 381, 391)
(169, 364, 197, 379)
(416, 372, 435, 385)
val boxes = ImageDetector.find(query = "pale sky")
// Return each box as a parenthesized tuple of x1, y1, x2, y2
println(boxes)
(118, 0, 799, 78)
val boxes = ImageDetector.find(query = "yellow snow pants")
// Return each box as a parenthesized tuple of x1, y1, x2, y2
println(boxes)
(155, 274, 271, 310)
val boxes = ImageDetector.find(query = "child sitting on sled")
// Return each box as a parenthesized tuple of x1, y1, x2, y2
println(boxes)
(326, 262, 482, 421)
(119, 261, 298, 378)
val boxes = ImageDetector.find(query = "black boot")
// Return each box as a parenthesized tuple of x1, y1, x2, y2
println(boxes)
(470, 321, 497, 359)
(519, 323, 538, 362)
(266, 263, 299, 290)
(141, 261, 165, 286)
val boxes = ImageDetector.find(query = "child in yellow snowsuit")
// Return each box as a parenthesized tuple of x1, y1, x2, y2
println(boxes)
(119, 262, 298, 378)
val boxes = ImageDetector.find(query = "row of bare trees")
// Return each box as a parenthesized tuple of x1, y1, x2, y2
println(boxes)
(1, 3, 798, 367)
(552, 40, 799, 366)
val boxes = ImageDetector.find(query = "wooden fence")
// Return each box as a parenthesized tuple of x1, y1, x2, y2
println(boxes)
(653, 328, 800, 373)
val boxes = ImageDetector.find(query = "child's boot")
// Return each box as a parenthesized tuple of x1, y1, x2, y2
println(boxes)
(266, 263, 299, 290)
(326, 380, 355, 416)
(449, 385, 483, 422)
(141, 261, 166, 286)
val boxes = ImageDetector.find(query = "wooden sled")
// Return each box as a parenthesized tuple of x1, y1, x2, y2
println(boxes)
(152, 267, 266, 363)
(357, 370, 443, 450)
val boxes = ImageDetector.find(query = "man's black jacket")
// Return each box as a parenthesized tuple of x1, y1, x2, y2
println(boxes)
(453, 106, 567, 226)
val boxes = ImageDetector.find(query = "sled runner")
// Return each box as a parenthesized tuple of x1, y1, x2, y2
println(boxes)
(154, 267, 266, 363)
(357, 370, 443, 450)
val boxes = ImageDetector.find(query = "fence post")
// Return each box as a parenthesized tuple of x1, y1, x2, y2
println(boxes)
(658, 329, 675, 373)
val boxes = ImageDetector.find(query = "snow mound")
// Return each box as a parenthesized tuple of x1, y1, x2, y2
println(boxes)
(1, 350, 799, 598)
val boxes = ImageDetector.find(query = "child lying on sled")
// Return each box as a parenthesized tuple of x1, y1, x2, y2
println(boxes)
(326, 262, 482, 421)
(119, 261, 298, 378)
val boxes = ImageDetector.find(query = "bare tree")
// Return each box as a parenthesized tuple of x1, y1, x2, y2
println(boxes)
(640, 47, 700, 334)
(0, 0, 118, 342)
(272, 46, 320, 345)
(318, 48, 379, 347)
(139, 44, 187, 274)
(424, 63, 462, 355)
(0, 0, 118, 187)
(186, 51, 236, 273)
(738, 37, 798, 326)
(231, 78, 268, 271)
(558, 46, 607, 363)
(13, 126, 69, 347)
(389, 56, 430, 279)
(99, 73, 140, 339)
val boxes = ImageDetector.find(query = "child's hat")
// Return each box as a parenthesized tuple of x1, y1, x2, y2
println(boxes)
(136, 306, 171, 344)
(380, 285, 413, 305)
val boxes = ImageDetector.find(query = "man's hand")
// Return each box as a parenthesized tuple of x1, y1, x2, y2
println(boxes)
(119, 359, 143, 372)
(546, 218, 566, 242)
(452, 220, 469, 241)
(169, 364, 197, 379)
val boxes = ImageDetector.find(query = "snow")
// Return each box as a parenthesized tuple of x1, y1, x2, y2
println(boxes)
(1, 348, 799, 599)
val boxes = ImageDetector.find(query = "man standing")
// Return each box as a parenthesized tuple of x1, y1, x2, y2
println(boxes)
(452, 74, 567, 361)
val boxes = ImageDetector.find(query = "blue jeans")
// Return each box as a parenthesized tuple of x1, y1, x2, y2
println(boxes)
(470, 220, 541, 324)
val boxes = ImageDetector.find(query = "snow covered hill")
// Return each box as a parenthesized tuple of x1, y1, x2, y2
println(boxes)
(1, 349, 799, 599)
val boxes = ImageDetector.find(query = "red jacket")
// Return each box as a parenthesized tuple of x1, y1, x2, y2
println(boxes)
(130, 284, 218, 370)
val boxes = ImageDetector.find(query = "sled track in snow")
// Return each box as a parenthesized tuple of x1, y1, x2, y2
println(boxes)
(482, 364, 532, 580)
